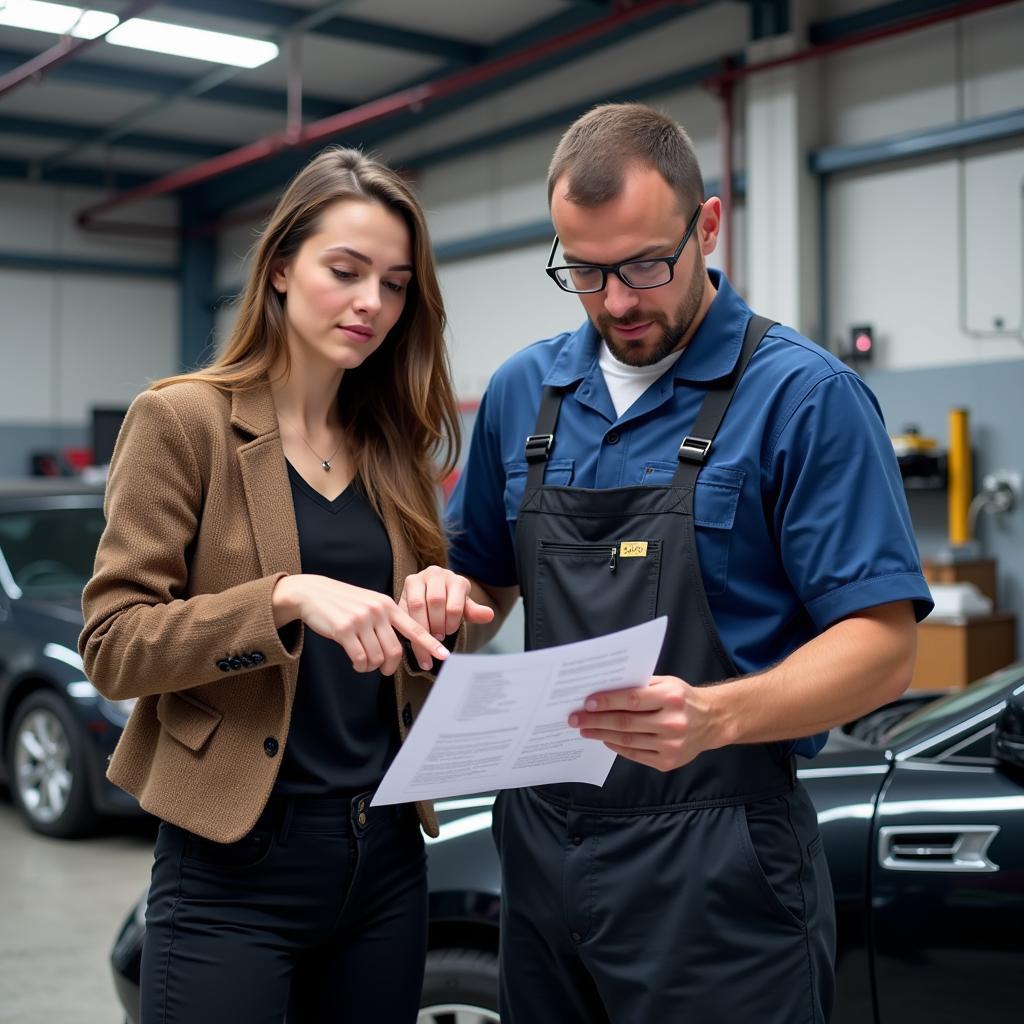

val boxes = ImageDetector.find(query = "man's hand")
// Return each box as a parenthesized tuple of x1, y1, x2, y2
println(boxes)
(400, 565, 495, 666)
(568, 676, 728, 772)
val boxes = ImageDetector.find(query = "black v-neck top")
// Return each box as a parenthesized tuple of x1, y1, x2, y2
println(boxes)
(275, 462, 399, 796)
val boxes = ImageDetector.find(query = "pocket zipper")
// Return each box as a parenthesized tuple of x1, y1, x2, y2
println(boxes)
(541, 542, 619, 573)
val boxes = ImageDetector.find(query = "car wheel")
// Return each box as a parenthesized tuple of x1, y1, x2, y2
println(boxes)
(419, 948, 500, 1023)
(7, 689, 98, 838)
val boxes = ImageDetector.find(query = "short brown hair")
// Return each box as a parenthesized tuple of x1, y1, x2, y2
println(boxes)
(547, 103, 704, 213)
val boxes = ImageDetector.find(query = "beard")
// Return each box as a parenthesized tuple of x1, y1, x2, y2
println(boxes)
(596, 250, 706, 367)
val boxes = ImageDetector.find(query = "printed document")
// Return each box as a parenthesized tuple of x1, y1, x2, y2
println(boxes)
(372, 617, 667, 805)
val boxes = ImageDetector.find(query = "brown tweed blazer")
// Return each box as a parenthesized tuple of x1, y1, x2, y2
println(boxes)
(80, 378, 442, 841)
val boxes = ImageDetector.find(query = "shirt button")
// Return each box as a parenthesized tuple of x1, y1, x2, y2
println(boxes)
(606, 432, 620, 445)
(263, 737, 279, 758)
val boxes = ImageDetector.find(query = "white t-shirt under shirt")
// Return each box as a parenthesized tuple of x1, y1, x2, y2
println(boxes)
(598, 341, 686, 418)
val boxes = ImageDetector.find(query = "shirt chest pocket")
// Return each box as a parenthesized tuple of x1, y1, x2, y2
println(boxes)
(503, 458, 575, 523)
(641, 461, 745, 596)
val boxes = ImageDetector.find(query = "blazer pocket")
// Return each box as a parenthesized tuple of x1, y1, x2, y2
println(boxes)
(156, 691, 223, 752)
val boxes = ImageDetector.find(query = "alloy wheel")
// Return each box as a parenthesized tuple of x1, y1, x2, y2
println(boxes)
(14, 706, 73, 824)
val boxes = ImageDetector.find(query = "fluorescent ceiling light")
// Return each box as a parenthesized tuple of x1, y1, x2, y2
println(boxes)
(107, 18, 279, 69)
(0, 0, 118, 38)
(0, 1, 278, 69)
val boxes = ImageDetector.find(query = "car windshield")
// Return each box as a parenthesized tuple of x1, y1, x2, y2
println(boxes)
(0, 506, 106, 596)
(880, 663, 1024, 747)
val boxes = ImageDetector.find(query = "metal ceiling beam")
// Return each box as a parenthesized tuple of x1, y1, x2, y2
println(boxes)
(0, 46, 352, 118)
(810, 107, 1024, 174)
(404, 57, 735, 172)
(809, 0, 982, 43)
(0, 113, 227, 158)
(0, 250, 175, 278)
(165, 0, 486, 63)
(194, 0, 700, 215)
(0, 157, 152, 189)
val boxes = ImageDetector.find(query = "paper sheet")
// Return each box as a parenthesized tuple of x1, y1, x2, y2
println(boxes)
(371, 617, 667, 806)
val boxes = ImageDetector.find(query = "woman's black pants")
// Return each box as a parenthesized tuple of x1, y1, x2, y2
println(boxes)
(140, 792, 428, 1024)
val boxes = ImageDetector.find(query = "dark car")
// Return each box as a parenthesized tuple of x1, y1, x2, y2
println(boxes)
(112, 664, 1024, 1022)
(0, 479, 141, 837)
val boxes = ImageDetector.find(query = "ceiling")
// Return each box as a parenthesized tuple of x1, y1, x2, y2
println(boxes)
(0, 0, 745, 216)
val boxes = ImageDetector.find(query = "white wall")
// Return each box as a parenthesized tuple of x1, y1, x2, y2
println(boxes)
(207, 0, 1023, 397)
(416, 1, 1023, 388)
(822, 4, 1024, 369)
(0, 181, 179, 426)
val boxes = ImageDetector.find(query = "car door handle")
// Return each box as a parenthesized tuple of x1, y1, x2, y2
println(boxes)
(878, 825, 1000, 872)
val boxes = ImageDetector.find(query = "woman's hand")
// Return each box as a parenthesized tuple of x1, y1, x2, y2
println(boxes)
(400, 566, 495, 663)
(273, 574, 450, 673)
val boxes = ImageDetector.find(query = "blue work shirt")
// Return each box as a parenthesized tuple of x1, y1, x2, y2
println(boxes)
(448, 270, 933, 758)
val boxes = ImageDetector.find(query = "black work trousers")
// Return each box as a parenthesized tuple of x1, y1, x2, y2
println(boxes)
(140, 792, 428, 1024)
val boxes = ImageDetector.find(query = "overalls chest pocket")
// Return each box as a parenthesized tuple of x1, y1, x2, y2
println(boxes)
(641, 462, 745, 597)
(503, 458, 575, 523)
(535, 536, 663, 649)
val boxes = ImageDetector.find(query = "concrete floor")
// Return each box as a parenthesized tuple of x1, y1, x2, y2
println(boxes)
(0, 789, 155, 1024)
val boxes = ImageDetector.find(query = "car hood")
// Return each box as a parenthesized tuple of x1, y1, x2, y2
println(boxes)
(13, 593, 87, 659)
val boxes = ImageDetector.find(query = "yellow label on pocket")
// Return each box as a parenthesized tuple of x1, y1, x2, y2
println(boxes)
(619, 541, 648, 558)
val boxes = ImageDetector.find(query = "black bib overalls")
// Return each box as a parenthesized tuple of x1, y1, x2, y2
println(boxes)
(492, 317, 836, 1023)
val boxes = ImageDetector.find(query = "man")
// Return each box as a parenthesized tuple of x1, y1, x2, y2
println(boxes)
(403, 104, 931, 1022)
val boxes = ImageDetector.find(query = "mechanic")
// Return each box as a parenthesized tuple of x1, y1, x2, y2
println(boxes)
(402, 103, 933, 1023)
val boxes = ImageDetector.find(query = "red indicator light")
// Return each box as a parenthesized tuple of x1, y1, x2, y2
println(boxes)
(855, 333, 872, 353)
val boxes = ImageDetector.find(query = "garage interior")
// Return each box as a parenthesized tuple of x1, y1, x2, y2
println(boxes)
(0, 1, 1022, 1022)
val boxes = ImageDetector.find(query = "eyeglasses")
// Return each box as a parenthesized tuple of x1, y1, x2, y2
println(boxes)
(545, 202, 704, 294)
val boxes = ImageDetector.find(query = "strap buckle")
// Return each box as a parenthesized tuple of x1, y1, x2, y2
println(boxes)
(678, 436, 712, 464)
(524, 433, 554, 463)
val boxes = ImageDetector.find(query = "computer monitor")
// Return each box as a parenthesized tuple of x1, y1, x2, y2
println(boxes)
(91, 407, 128, 467)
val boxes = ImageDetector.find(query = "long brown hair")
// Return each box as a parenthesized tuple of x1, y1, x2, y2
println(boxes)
(154, 146, 460, 567)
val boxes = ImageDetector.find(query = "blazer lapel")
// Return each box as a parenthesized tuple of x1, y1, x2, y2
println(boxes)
(232, 383, 302, 580)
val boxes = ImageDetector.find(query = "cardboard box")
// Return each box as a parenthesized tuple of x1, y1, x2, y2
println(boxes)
(911, 613, 1017, 690)
(923, 558, 998, 607)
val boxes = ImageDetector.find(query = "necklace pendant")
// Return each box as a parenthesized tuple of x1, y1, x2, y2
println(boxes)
(321, 459, 332, 472)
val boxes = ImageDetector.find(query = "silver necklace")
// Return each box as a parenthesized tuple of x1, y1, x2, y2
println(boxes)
(278, 414, 344, 472)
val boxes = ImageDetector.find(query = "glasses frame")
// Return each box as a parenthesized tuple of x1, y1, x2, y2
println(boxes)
(545, 201, 705, 294)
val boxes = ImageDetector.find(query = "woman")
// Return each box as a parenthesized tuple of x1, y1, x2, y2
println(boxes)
(80, 146, 491, 1023)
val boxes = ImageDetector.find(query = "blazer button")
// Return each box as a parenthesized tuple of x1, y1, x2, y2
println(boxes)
(239, 655, 252, 667)
(263, 737, 279, 758)
(402, 703, 413, 728)
(216, 659, 231, 672)
(229, 657, 242, 670)
(250, 652, 265, 665)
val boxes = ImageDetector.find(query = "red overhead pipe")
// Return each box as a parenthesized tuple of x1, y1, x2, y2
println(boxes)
(0, 0, 161, 99)
(706, 0, 1018, 87)
(77, 0, 697, 231)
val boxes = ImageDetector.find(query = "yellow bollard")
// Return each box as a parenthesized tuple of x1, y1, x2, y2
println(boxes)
(947, 408, 972, 546)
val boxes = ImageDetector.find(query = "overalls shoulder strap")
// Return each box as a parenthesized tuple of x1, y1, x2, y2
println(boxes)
(524, 384, 567, 490)
(523, 314, 775, 491)
(671, 314, 775, 489)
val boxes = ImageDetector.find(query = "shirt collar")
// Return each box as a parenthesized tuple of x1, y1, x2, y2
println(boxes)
(542, 269, 753, 389)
